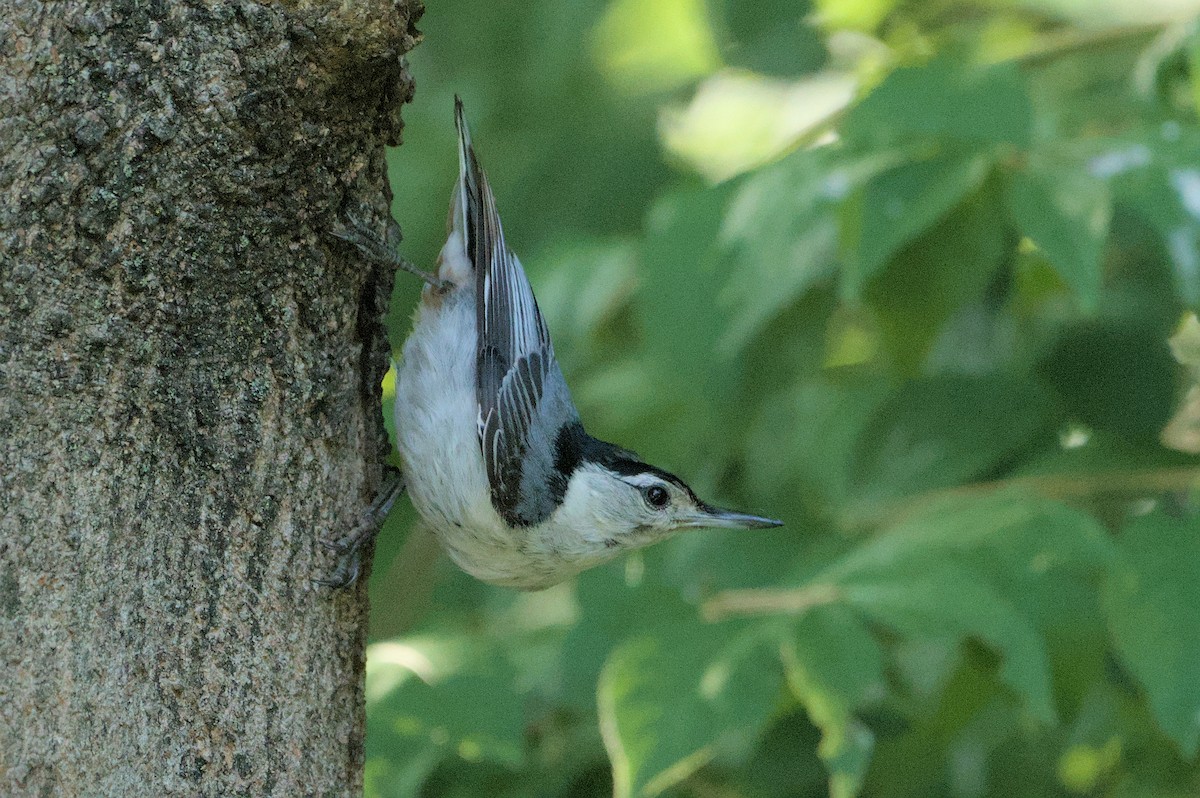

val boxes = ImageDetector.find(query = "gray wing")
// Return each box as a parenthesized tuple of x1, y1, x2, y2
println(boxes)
(455, 99, 579, 527)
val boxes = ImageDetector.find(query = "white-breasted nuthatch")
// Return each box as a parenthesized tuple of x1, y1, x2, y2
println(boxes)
(327, 98, 781, 590)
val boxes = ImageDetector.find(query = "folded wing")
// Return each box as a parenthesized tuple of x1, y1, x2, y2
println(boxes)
(455, 99, 578, 527)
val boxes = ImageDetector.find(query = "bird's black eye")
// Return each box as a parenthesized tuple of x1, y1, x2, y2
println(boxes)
(642, 485, 670, 509)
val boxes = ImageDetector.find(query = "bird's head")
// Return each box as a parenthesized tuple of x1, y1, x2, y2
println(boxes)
(557, 447, 782, 553)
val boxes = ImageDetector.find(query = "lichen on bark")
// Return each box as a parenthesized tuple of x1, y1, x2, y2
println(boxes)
(0, 1, 422, 795)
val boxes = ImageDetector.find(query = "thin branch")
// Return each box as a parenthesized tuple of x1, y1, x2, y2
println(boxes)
(843, 466, 1200, 534)
(701, 583, 841, 622)
(1012, 22, 1165, 68)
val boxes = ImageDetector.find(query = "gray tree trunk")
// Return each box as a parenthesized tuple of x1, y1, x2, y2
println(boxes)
(0, 1, 421, 795)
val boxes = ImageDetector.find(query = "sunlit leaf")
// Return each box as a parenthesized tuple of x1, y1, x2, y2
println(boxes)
(1168, 312, 1200, 376)
(1058, 738, 1123, 794)
(1008, 0, 1200, 27)
(592, 0, 721, 93)
(1190, 31, 1200, 114)
(599, 625, 781, 797)
(661, 69, 856, 182)
(813, 0, 898, 32)
(783, 604, 883, 798)
(364, 638, 525, 797)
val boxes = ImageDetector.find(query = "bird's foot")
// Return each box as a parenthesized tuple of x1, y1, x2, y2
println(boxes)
(329, 213, 449, 290)
(316, 469, 407, 589)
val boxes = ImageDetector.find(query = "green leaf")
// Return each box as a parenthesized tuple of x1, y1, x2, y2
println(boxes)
(1089, 130, 1200, 304)
(840, 152, 991, 298)
(1099, 131, 1200, 307)
(735, 712, 828, 796)
(1106, 511, 1200, 756)
(662, 70, 856, 182)
(718, 150, 840, 353)
(814, 0, 897, 32)
(591, 0, 721, 94)
(1017, 427, 1200, 480)
(723, 0, 827, 76)
(599, 624, 781, 798)
(636, 185, 737, 392)
(562, 567, 696, 712)
(783, 604, 883, 798)
(844, 58, 1033, 148)
(364, 736, 442, 798)
(1191, 33, 1200, 116)
(832, 491, 1114, 580)
(364, 637, 525, 798)
(1168, 313, 1200, 380)
(955, 500, 1116, 639)
(744, 376, 891, 514)
(819, 492, 1117, 725)
(866, 186, 1013, 371)
(839, 560, 1055, 724)
(1006, 167, 1111, 312)
(849, 375, 1058, 506)
(1036, 319, 1177, 442)
(529, 237, 638, 361)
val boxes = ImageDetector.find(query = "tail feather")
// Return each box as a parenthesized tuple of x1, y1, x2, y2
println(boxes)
(437, 97, 485, 286)
(453, 96, 475, 260)
(453, 97, 515, 306)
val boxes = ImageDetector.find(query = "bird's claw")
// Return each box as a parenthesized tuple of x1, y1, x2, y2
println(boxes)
(318, 533, 356, 553)
(315, 470, 407, 590)
(329, 213, 444, 288)
(314, 557, 362, 590)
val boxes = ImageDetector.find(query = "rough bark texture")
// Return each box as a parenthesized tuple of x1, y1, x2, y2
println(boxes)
(0, 1, 421, 795)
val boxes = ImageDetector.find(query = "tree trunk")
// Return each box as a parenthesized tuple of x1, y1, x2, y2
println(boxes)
(0, 1, 421, 794)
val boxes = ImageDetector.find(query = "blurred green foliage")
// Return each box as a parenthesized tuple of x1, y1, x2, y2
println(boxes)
(368, 0, 1200, 796)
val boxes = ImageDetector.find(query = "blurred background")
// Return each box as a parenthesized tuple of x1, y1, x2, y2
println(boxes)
(365, 1, 1200, 796)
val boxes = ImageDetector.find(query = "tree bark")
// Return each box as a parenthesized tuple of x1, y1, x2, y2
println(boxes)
(0, 1, 421, 795)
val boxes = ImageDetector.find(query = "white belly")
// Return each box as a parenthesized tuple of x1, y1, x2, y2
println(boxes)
(393, 290, 503, 570)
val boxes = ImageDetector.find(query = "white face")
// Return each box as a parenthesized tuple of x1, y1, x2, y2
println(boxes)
(615, 471, 703, 534)
(553, 463, 708, 552)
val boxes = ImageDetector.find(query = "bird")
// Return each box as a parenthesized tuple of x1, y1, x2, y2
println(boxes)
(326, 97, 781, 590)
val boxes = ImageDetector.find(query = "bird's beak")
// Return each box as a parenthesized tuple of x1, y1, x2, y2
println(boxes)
(683, 503, 783, 530)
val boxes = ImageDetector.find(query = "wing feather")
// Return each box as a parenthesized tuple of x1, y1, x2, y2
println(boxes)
(455, 99, 569, 526)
